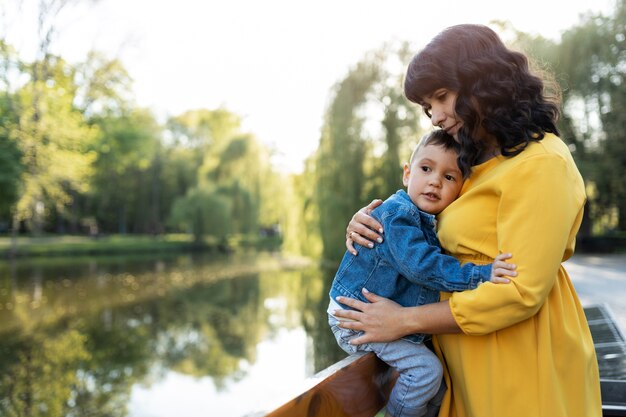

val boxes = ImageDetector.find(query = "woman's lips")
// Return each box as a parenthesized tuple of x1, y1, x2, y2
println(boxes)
(445, 122, 460, 135)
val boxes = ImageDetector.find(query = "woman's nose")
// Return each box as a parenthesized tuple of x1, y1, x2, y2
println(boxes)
(430, 108, 444, 128)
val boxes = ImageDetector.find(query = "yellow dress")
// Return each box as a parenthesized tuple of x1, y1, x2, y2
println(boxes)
(434, 134, 602, 417)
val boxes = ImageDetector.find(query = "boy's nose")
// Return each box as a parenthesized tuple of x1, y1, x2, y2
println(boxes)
(429, 177, 442, 187)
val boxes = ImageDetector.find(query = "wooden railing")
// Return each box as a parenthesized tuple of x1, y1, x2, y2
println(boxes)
(266, 352, 396, 417)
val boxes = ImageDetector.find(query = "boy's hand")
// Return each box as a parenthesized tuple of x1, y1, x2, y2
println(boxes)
(490, 252, 517, 284)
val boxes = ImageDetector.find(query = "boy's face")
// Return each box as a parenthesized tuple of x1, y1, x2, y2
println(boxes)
(403, 144, 463, 215)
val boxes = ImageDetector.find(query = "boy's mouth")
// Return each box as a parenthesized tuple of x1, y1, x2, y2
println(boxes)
(422, 192, 440, 201)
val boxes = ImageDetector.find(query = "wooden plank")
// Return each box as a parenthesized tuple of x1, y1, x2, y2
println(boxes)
(266, 352, 397, 417)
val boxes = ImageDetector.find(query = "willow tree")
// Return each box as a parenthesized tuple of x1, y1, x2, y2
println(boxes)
(501, 6, 626, 236)
(315, 44, 422, 263)
(517, 1, 626, 233)
(168, 108, 283, 244)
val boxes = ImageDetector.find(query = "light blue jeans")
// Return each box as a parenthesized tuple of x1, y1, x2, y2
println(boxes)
(329, 314, 445, 417)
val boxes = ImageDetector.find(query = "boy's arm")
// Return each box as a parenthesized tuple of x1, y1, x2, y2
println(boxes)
(380, 209, 493, 292)
(490, 253, 517, 283)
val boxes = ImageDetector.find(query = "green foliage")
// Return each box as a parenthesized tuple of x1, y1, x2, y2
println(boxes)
(170, 186, 232, 243)
(0, 234, 197, 257)
(0, 253, 324, 414)
(489, 11, 626, 236)
(1, 330, 90, 417)
(165, 109, 283, 242)
(2, 0, 626, 250)
(280, 161, 323, 258)
(89, 108, 161, 233)
(315, 44, 422, 262)
(75, 51, 134, 116)
(0, 104, 22, 218)
(167, 107, 241, 149)
(513, 0, 626, 233)
(10, 55, 98, 232)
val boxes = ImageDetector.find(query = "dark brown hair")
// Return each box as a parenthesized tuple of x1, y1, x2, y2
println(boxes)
(404, 24, 561, 175)
(410, 130, 466, 176)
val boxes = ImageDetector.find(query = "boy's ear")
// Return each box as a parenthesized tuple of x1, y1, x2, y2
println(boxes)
(402, 163, 411, 186)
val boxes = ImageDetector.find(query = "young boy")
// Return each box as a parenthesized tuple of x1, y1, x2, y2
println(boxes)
(327, 130, 517, 417)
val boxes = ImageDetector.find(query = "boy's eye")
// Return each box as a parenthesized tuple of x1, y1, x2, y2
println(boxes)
(445, 174, 456, 181)
(421, 166, 431, 172)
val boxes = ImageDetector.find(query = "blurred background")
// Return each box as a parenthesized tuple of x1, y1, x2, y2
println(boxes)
(0, 0, 625, 416)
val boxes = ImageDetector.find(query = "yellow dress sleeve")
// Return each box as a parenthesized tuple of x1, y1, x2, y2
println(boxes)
(449, 153, 585, 335)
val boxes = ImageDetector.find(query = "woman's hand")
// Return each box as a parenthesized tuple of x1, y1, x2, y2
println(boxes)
(346, 199, 384, 255)
(333, 289, 408, 344)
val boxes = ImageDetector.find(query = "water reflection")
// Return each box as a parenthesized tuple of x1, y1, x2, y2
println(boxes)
(0, 253, 345, 417)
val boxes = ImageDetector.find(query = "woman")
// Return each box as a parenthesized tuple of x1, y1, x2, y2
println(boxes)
(334, 24, 601, 417)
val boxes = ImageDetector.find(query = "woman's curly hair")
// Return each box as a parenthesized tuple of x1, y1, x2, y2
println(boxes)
(404, 24, 561, 175)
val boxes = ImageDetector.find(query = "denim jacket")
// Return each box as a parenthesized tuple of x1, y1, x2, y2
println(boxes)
(329, 190, 492, 343)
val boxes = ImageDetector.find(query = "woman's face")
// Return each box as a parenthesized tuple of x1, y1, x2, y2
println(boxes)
(421, 89, 463, 140)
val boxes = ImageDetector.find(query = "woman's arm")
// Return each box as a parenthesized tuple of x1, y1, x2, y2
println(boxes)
(332, 289, 462, 344)
(449, 153, 586, 335)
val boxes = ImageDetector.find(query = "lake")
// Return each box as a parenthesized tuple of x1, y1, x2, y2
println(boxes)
(0, 251, 345, 417)
(0, 251, 624, 417)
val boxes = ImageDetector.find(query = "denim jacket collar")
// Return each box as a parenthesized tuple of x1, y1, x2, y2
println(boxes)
(395, 190, 437, 229)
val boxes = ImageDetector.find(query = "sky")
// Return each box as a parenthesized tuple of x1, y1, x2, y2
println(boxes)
(3, 0, 616, 172)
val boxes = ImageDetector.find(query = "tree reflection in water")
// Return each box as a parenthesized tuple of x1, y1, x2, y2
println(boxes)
(0, 253, 345, 417)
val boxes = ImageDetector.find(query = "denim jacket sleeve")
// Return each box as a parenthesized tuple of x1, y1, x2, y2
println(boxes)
(379, 206, 492, 291)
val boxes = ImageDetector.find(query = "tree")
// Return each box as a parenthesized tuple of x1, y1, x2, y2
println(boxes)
(75, 51, 134, 118)
(363, 42, 422, 203)
(536, 1, 626, 232)
(501, 10, 626, 235)
(88, 109, 160, 234)
(315, 56, 380, 262)
(315, 44, 422, 263)
(170, 186, 232, 244)
(0, 0, 103, 238)
(0, 93, 22, 222)
(11, 55, 97, 234)
(167, 108, 284, 244)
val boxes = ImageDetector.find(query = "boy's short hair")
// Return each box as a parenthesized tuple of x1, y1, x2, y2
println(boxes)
(409, 130, 467, 177)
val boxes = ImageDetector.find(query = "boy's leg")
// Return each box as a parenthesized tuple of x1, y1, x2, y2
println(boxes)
(369, 339, 443, 417)
(423, 381, 445, 417)
(329, 314, 444, 417)
(422, 339, 445, 417)
(328, 313, 361, 355)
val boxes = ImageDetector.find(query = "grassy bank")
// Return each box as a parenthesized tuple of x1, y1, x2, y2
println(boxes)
(0, 233, 284, 258)
(0, 234, 215, 258)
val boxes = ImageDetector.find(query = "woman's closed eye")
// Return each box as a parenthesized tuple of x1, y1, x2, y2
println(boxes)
(435, 90, 448, 101)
